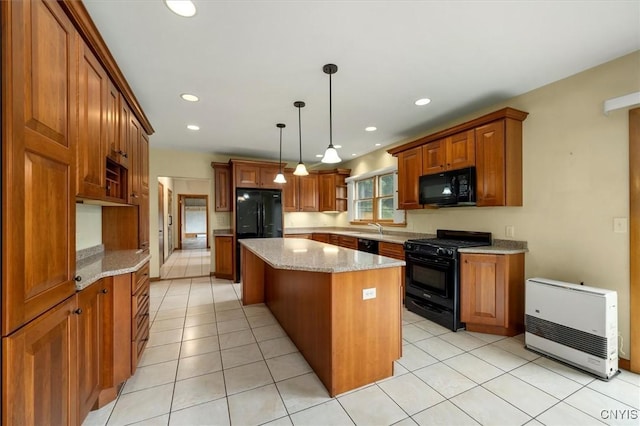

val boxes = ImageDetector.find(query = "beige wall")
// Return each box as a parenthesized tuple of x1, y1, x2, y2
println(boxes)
(339, 51, 640, 358)
(76, 203, 102, 251)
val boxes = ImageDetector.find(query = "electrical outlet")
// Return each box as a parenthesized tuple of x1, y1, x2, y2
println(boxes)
(613, 218, 628, 233)
(362, 288, 376, 300)
(505, 225, 515, 238)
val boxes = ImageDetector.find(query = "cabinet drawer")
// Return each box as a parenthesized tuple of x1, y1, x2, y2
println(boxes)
(133, 262, 150, 294)
(131, 313, 149, 374)
(329, 234, 340, 245)
(378, 242, 405, 260)
(338, 236, 358, 249)
(312, 233, 330, 243)
(131, 280, 150, 338)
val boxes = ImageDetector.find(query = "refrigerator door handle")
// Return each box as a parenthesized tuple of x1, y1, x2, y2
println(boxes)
(256, 203, 262, 236)
(261, 204, 266, 237)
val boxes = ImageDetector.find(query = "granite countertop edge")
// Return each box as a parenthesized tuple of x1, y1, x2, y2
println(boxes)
(75, 249, 151, 291)
(240, 238, 405, 273)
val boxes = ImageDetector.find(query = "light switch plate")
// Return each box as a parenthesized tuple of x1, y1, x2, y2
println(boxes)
(363, 288, 376, 300)
(505, 225, 515, 238)
(613, 217, 628, 233)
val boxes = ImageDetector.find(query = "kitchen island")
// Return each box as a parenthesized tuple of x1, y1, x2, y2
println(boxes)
(240, 238, 405, 396)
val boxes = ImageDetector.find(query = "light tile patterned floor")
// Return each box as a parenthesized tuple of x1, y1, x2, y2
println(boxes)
(160, 248, 211, 279)
(83, 277, 640, 426)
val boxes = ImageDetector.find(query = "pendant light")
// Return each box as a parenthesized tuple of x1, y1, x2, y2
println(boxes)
(293, 101, 309, 176)
(273, 123, 287, 184)
(321, 64, 342, 164)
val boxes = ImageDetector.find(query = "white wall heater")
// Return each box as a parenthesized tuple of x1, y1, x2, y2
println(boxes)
(525, 278, 619, 380)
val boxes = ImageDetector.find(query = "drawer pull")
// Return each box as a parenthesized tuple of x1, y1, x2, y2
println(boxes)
(101, 288, 109, 294)
(74, 308, 83, 315)
(74, 275, 82, 282)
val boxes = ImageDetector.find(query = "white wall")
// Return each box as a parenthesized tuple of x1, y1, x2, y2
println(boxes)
(339, 51, 640, 358)
(76, 203, 102, 251)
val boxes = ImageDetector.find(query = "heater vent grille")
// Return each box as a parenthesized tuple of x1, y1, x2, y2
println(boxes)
(525, 315, 607, 359)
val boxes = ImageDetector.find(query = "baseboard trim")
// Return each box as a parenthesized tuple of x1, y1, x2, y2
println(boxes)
(619, 358, 631, 371)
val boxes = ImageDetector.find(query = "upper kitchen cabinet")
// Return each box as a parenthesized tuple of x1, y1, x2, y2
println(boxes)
(212, 162, 232, 212)
(283, 169, 319, 212)
(475, 119, 523, 207)
(318, 169, 350, 212)
(2, 0, 79, 335)
(422, 130, 475, 175)
(389, 107, 528, 208)
(396, 147, 423, 210)
(106, 82, 130, 169)
(233, 160, 281, 190)
(77, 41, 108, 200)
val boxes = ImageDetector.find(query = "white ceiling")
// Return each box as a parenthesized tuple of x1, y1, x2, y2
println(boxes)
(83, 0, 640, 165)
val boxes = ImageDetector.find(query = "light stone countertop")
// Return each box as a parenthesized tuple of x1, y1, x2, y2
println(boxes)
(75, 250, 151, 291)
(240, 238, 405, 273)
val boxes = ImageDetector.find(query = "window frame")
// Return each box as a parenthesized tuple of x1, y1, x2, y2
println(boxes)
(352, 171, 396, 224)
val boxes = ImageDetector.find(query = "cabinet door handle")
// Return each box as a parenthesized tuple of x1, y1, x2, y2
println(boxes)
(118, 150, 128, 158)
(101, 288, 109, 294)
(74, 308, 83, 315)
(74, 275, 82, 282)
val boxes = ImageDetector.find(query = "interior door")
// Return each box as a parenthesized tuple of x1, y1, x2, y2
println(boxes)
(167, 189, 174, 255)
(158, 182, 165, 265)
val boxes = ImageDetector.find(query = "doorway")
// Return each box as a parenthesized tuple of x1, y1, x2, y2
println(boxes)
(630, 107, 639, 373)
(158, 182, 165, 266)
(167, 188, 174, 256)
(178, 194, 209, 250)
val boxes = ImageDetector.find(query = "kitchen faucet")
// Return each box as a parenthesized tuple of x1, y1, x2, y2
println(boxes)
(368, 222, 383, 235)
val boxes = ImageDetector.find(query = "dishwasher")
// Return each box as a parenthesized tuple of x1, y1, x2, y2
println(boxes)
(357, 238, 379, 254)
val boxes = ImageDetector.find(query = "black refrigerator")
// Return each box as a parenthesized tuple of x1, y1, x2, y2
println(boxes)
(235, 188, 283, 281)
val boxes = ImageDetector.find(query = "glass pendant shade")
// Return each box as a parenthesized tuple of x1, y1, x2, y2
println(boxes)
(274, 122, 287, 184)
(321, 64, 342, 164)
(293, 162, 309, 176)
(321, 146, 341, 163)
(293, 101, 308, 176)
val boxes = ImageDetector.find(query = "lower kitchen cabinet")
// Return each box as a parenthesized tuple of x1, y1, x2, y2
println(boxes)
(214, 235, 234, 280)
(131, 263, 151, 374)
(460, 252, 525, 336)
(378, 242, 406, 302)
(2, 296, 78, 426)
(97, 274, 130, 407)
(312, 233, 330, 243)
(77, 279, 110, 422)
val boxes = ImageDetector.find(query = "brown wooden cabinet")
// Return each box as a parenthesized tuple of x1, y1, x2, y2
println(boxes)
(422, 131, 475, 175)
(214, 235, 234, 279)
(460, 252, 525, 336)
(337, 235, 358, 249)
(77, 41, 108, 200)
(77, 279, 107, 422)
(389, 108, 527, 209)
(97, 275, 130, 408)
(212, 163, 232, 212)
(378, 242, 406, 301)
(475, 119, 523, 206)
(233, 160, 281, 189)
(312, 233, 331, 243)
(2, 0, 79, 336)
(283, 169, 319, 212)
(397, 147, 423, 210)
(2, 295, 78, 426)
(131, 263, 150, 374)
(318, 170, 350, 212)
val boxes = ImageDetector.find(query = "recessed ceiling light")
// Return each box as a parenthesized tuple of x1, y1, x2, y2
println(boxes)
(415, 98, 431, 106)
(181, 93, 199, 102)
(351, 153, 357, 156)
(365, 126, 377, 132)
(187, 124, 200, 131)
(375, 143, 381, 146)
(165, 0, 196, 17)
(315, 154, 323, 158)
(334, 145, 342, 149)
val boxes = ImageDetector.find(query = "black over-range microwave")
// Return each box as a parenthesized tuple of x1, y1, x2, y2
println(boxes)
(418, 167, 476, 206)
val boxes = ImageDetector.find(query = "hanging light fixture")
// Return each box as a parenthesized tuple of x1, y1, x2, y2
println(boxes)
(293, 101, 309, 176)
(321, 64, 342, 164)
(273, 123, 287, 184)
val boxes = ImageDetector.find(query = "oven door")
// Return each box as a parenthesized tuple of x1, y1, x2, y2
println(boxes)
(405, 253, 456, 309)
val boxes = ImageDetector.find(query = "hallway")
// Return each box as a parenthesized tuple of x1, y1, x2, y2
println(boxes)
(160, 248, 211, 279)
